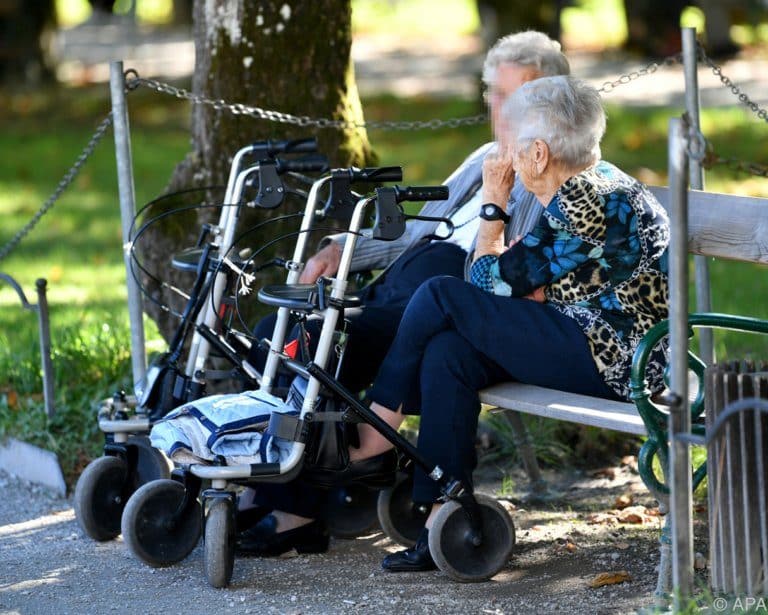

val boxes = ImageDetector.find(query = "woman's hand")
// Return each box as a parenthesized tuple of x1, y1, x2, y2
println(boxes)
(481, 145, 516, 206)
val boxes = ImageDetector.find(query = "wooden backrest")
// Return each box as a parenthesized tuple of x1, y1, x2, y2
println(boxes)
(649, 186, 768, 265)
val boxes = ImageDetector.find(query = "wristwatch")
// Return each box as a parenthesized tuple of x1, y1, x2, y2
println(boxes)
(479, 203, 510, 224)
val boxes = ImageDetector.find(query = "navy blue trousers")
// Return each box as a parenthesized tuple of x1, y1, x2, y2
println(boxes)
(366, 276, 619, 503)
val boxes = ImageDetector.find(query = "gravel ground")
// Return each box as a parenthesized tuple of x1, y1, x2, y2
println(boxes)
(0, 460, 703, 615)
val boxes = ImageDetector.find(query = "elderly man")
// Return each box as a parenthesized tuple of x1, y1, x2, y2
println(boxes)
(239, 31, 572, 557)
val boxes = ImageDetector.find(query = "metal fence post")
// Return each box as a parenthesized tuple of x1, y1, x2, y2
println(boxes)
(682, 26, 714, 366)
(110, 60, 147, 392)
(668, 117, 694, 606)
(34, 278, 55, 419)
(0, 274, 55, 418)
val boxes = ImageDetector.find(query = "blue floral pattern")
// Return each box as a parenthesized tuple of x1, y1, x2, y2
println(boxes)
(470, 161, 670, 399)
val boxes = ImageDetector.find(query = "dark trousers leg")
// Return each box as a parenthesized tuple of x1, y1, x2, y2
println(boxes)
(367, 276, 618, 503)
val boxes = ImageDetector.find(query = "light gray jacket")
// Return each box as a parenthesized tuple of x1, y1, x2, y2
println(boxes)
(323, 142, 542, 278)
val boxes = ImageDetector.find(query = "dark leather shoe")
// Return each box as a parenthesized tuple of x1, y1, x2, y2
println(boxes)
(335, 449, 398, 489)
(236, 515, 329, 557)
(382, 528, 437, 572)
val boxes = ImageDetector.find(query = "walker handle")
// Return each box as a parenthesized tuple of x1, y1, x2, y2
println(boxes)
(333, 166, 403, 183)
(394, 185, 449, 203)
(253, 137, 318, 156)
(275, 154, 329, 174)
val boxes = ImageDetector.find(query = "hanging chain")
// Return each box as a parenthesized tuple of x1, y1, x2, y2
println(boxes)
(698, 43, 768, 123)
(597, 54, 681, 94)
(126, 73, 487, 131)
(126, 56, 677, 132)
(0, 114, 114, 263)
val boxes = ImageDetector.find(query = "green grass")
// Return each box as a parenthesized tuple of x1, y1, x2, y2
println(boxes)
(1, 79, 767, 482)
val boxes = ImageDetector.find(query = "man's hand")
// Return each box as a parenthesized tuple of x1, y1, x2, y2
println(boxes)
(299, 242, 342, 284)
(481, 145, 516, 206)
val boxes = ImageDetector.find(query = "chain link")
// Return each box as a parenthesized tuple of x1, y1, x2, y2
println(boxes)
(0, 114, 114, 263)
(597, 54, 681, 94)
(698, 43, 768, 123)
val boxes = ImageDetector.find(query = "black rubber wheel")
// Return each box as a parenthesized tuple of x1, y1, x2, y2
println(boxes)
(325, 485, 380, 539)
(377, 472, 430, 547)
(204, 498, 236, 588)
(125, 436, 171, 491)
(428, 494, 515, 582)
(121, 479, 202, 567)
(74, 456, 129, 541)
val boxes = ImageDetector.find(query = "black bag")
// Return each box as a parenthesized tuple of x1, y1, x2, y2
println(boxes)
(288, 377, 358, 487)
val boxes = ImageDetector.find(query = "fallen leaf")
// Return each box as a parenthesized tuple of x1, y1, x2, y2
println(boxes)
(589, 571, 631, 588)
(614, 494, 633, 510)
(614, 542, 631, 550)
(617, 510, 646, 524)
(6, 389, 18, 410)
(586, 513, 618, 525)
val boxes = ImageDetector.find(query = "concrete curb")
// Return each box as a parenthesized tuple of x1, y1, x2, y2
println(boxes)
(0, 437, 67, 497)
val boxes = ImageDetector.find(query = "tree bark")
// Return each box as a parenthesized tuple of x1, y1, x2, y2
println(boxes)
(138, 0, 375, 342)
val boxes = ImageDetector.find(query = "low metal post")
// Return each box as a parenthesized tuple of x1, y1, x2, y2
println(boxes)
(668, 117, 694, 605)
(110, 60, 146, 392)
(682, 26, 714, 366)
(0, 274, 55, 418)
(35, 279, 55, 419)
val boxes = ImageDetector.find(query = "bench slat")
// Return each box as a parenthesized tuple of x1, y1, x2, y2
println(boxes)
(479, 383, 647, 435)
(650, 186, 768, 264)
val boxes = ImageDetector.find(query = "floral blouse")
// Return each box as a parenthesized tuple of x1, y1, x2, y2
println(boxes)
(470, 161, 670, 399)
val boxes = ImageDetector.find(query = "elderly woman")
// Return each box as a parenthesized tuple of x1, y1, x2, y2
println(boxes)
(349, 75, 671, 572)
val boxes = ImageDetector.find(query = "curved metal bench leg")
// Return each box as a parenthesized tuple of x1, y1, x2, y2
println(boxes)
(503, 411, 549, 495)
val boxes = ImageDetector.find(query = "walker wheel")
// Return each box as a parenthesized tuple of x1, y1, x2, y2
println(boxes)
(325, 485, 380, 538)
(74, 456, 129, 541)
(125, 436, 172, 490)
(121, 479, 202, 567)
(204, 498, 236, 588)
(428, 493, 515, 582)
(377, 472, 429, 547)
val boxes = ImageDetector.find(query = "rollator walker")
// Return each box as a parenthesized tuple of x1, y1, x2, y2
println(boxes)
(121, 174, 517, 587)
(74, 139, 327, 541)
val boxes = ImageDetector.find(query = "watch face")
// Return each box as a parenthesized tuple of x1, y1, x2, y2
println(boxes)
(482, 204, 497, 217)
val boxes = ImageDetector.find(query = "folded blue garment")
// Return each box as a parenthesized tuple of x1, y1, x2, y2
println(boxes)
(150, 387, 300, 465)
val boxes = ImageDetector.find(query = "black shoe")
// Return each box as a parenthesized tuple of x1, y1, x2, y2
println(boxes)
(234, 504, 271, 531)
(382, 528, 437, 572)
(335, 449, 398, 489)
(236, 514, 329, 557)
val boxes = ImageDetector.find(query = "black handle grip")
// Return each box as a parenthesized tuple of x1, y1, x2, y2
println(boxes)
(275, 154, 329, 174)
(252, 137, 318, 156)
(394, 185, 449, 203)
(332, 166, 403, 183)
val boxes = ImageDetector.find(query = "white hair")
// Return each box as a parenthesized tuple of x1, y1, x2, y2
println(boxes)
(502, 76, 606, 168)
(482, 30, 570, 85)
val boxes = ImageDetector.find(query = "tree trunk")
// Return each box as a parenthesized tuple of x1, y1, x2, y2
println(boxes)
(138, 0, 375, 342)
(0, 0, 56, 84)
(477, 0, 563, 50)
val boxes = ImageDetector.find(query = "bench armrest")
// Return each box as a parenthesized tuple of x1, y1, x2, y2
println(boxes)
(629, 312, 768, 499)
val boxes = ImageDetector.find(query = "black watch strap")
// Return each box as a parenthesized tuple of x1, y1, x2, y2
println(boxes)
(479, 202, 510, 223)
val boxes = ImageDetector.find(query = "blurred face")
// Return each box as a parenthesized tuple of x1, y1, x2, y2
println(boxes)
(485, 63, 542, 145)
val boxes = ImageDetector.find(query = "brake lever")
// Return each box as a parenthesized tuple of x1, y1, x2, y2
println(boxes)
(406, 214, 455, 241)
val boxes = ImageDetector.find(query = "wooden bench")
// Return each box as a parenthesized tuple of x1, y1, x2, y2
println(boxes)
(478, 184, 768, 504)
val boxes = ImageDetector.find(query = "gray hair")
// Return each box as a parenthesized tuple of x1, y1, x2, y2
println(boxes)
(503, 76, 606, 168)
(482, 30, 570, 85)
